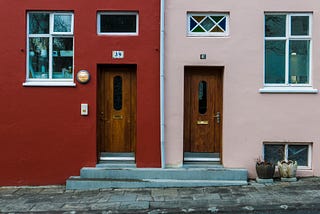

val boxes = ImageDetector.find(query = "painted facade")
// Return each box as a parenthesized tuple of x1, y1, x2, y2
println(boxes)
(0, 0, 160, 185)
(1, 0, 320, 186)
(164, 0, 320, 178)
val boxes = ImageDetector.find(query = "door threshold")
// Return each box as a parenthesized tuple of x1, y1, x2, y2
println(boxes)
(100, 152, 135, 161)
(183, 152, 220, 162)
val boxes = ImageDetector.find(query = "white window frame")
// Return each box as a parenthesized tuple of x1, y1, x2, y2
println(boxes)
(187, 13, 229, 37)
(97, 12, 139, 36)
(260, 13, 317, 93)
(263, 142, 312, 170)
(24, 12, 75, 87)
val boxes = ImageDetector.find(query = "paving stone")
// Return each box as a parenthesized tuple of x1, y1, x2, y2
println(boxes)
(151, 188, 178, 197)
(120, 201, 149, 210)
(30, 202, 64, 211)
(90, 202, 121, 210)
(62, 203, 91, 211)
(109, 194, 136, 202)
(0, 202, 34, 212)
(192, 193, 220, 200)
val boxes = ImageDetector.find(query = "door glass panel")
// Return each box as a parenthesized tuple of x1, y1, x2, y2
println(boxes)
(198, 81, 207, 114)
(113, 76, 122, 110)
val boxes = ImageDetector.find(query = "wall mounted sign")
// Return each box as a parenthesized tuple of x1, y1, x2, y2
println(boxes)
(76, 70, 90, 84)
(112, 51, 124, 59)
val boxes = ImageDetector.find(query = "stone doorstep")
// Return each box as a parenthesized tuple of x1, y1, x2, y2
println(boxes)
(280, 177, 298, 182)
(256, 178, 274, 184)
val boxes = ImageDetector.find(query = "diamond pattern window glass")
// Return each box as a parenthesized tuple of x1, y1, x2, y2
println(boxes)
(188, 13, 229, 36)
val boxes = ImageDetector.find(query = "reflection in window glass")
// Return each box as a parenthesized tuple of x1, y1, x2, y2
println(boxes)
(29, 13, 49, 34)
(288, 145, 308, 166)
(289, 40, 310, 84)
(28, 38, 49, 79)
(52, 38, 73, 79)
(113, 76, 122, 111)
(264, 143, 310, 167)
(264, 144, 285, 164)
(264, 13, 311, 86)
(27, 12, 74, 81)
(265, 15, 286, 37)
(198, 81, 207, 114)
(54, 14, 72, 33)
(291, 16, 309, 36)
(265, 40, 286, 84)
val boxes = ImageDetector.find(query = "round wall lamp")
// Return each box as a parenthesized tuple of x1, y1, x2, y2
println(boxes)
(76, 70, 90, 84)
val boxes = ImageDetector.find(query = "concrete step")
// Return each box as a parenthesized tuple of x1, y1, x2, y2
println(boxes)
(66, 167, 248, 190)
(66, 176, 247, 190)
(79, 167, 247, 181)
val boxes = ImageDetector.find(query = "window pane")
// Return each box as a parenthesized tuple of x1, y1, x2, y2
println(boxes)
(29, 38, 49, 79)
(265, 15, 286, 37)
(289, 40, 310, 84)
(100, 14, 137, 33)
(198, 81, 207, 114)
(264, 144, 285, 164)
(291, 16, 309, 36)
(288, 145, 308, 166)
(54, 14, 72, 33)
(113, 76, 122, 110)
(265, 40, 286, 84)
(52, 38, 73, 79)
(29, 13, 49, 34)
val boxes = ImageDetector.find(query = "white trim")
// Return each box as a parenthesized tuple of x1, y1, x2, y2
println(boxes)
(100, 156, 135, 161)
(187, 13, 229, 37)
(263, 142, 312, 169)
(184, 157, 221, 162)
(26, 12, 74, 85)
(97, 12, 139, 36)
(23, 81, 76, 87)
(259, 87, 318, 93)
(263, 13, 312, 87)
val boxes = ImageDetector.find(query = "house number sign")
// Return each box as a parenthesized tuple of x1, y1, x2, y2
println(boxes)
(112, 51, 124, 59)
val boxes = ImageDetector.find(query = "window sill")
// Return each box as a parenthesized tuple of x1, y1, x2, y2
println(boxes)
(23, 81, 76, 87)
(259, 87, 318, 94)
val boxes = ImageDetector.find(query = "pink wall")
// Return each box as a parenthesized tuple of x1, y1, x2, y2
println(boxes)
(164, 0, 320, 177)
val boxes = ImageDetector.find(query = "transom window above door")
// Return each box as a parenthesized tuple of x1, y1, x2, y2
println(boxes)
(97, 12, 139, 35)
(261, 13, 317, 93)
(187, 13, 229, 37)
(24, 12, 74, 86)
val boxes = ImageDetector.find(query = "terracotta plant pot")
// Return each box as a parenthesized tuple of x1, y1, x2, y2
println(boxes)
(256, 162, 275, 179)
(278, 160, 298, 178)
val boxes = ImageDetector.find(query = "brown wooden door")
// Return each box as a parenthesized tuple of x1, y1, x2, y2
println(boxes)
(98, 65, 136, 153)
(184, 67, 222, 153)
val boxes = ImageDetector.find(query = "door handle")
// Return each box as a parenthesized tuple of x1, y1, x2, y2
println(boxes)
(100, 112, 109, 122)
(213, 112, 220, 124)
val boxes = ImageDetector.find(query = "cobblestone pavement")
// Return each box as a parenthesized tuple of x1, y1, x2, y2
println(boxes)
(1, 177, 320, 213)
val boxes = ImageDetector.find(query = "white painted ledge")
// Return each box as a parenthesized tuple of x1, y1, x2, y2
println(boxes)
(259, 87, 318, 94)
(23, 82, 76, 87)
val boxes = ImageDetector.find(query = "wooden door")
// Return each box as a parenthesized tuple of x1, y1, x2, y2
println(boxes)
(184, 67, 222, 153)
(98, 65, 136, 153)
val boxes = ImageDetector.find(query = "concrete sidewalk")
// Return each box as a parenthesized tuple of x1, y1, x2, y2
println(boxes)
(1, 177, 320, 213)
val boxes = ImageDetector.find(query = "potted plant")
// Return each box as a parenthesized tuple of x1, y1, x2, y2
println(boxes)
(256, 158, 275, 180)
(277, 160, 298, 181)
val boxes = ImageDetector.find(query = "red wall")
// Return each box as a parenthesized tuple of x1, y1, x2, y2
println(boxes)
(0, 0, 160, 185)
